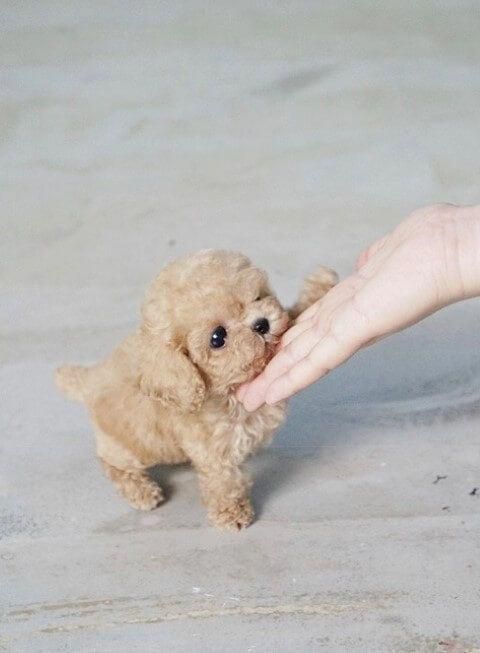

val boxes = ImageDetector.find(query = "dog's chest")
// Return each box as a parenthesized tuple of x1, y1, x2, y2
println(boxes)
(206, 399, 287, 462)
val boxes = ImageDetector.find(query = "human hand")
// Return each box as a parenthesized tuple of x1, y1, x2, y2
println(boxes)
(238, 203, 480, 411)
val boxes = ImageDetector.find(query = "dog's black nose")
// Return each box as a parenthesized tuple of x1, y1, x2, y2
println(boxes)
(252, 317, 270, 335)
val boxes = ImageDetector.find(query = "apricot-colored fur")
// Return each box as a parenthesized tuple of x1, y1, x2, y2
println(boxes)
(56, 250, 337, 530)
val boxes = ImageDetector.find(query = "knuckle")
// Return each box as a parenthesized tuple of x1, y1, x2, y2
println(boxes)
(327, 321, 346, 348)
(282, 344, 298, 365)
(312, 316, 326, 338)
(351, 296, 370, 327)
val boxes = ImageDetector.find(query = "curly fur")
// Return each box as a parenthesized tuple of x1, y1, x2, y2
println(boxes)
(56, 250, 337, 530)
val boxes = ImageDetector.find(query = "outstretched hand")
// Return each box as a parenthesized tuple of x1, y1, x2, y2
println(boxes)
(238, 204, 480, 411)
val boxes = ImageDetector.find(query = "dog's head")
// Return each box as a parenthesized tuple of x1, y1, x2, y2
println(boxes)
(138, 250, 289, 411)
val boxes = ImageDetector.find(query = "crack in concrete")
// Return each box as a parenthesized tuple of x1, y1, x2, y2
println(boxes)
(5, 592, 396, 634)
(37, 600, 376, 633)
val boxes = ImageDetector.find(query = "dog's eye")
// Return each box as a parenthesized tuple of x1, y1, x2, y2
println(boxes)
(210, 325, 227, 349)
(252, 317, 270, 335)
(255, 296, 262, 301)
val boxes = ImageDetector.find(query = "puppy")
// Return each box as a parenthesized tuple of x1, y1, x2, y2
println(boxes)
(56, 250, 337, 530)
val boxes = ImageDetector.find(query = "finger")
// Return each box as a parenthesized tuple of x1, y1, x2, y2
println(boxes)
(265, 293, 375, 404)
(262, 325, 321, 383)
(296, 275, 362, 324)
(242, 276, 371, 410)
(265, 329, 363, 404)
(281, 318, 314, 348)
(241, 325, 321, 411)
(265, 354, 329, 405)
(242, 284, 362, 411)
(295, 298, 322, 323)
(240, 372, 271, 411)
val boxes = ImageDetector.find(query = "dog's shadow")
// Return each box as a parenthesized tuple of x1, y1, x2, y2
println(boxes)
(147, 463, 191, 502)
(250, 312, 480, 520)
(250, 385, 359, 520)
(150, 356, 386, 522)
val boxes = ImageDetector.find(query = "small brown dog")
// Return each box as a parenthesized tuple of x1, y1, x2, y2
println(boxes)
(56, 250, 336, 530)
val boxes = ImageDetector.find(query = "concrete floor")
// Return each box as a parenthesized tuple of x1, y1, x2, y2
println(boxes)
(1, 2, 480, 651)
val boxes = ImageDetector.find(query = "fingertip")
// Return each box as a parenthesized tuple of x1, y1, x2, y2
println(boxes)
(237, 378, 267, 412)
(242, 394, 264, 412)
(264, 376, 291, 405)
(281, 318, 313, 349)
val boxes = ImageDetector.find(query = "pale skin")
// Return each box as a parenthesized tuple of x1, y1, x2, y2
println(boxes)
(238, 204, 480, 412)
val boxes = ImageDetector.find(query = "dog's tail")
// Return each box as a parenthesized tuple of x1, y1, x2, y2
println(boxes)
(55, 365, 94, 403)
(289, 266, 338, 321)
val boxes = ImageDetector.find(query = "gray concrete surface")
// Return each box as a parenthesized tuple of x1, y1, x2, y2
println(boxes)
(1, 2, 480, 651)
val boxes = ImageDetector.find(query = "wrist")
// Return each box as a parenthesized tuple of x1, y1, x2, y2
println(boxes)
(449, 205, 480, 300)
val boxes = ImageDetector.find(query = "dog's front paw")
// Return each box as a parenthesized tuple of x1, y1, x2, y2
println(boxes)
(123, 478, 165, 511)
(209, 497, 254, 531)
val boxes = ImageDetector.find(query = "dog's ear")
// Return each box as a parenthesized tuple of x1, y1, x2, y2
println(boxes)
(138, 329, 206, 412)
(236, 265, 270, 299)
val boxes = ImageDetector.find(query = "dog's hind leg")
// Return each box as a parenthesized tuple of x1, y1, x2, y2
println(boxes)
(92, 389, 167, 511)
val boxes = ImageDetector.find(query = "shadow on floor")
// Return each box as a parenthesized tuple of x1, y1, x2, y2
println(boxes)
(147, 463, 192, 503)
